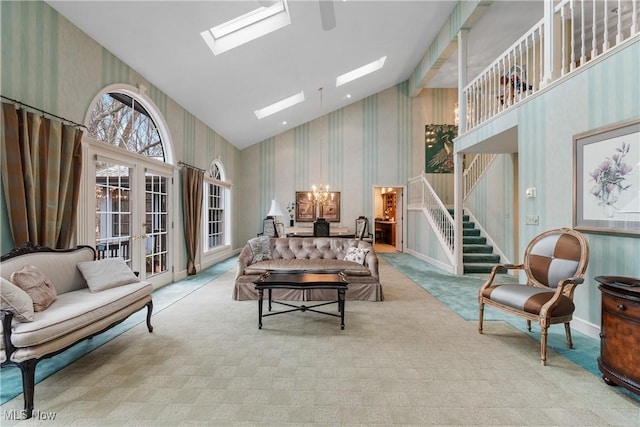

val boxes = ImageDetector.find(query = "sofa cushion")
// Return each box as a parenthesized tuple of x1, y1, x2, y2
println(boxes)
(344, 247, 369, 265)
(245, 259, 372, 276)
(10, 265, 57, 312)
(4, 281, 153, 348)
(0, 277, 35, 322)
(248, 235, 272, 263)
(77, 257, 140, 292)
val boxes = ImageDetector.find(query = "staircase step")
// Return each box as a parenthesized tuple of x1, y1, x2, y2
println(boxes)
(447, 209, 469, 222)
(463, 228, 480, 237)
(464, 263, 502, 274)
(463, 236, 486, 245)
(463, 244, 494, 254)
(463, 253, 501, 263)
(462, 221, 475, 229)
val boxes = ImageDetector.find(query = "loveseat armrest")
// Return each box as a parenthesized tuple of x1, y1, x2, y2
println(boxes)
(365, 250, 380, 280)
(236, 245, 254, 279)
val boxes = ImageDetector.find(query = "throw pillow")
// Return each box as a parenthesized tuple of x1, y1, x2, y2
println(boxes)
(344, 247, 369, 265)
(77, 257, 140, 292)
(10, 265, 58, 312)
(248, 235, 272, 264)
(0, 277, 35, 322)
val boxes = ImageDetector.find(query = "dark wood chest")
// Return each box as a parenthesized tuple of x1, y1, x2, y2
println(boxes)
(597, 276, 640, 395)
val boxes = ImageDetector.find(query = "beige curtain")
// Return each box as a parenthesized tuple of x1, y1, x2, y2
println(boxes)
(1, 103, 83, 248)
(182, 167, 204, 275)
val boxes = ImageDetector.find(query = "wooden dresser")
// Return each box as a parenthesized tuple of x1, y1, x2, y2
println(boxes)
(596, 276, 640, 395)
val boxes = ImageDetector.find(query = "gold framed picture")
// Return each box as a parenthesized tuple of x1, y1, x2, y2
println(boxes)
(295, 191, 316, 222)
(320, 192, 340, 222)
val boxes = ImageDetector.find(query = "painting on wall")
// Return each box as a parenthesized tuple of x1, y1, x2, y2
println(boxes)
(295, 191, 316, 222)
(573, 119, 640, 235)
(425, 124, 457, 173)
(319, 192, 341, 222)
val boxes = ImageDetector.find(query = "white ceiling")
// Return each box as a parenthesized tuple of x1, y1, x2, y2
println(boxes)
(47, 0, 543, 150)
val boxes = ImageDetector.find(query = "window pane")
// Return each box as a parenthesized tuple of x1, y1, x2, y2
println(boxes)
(88, 93, 165, 161)
(205, 181, 225, 251)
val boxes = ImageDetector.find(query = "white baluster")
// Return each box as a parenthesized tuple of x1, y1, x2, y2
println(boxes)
(616, 0, 623, 45)
(580, 0, 587, 65)
(633, 0, 638, 36)
(603, 0, 610, 51)
(591, 0, 598, 59)
(570, 0, 576, 71)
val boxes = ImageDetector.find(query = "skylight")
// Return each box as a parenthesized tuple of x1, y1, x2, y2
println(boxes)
(336, 56, 387, 87)
(254, 91, 305, 119)
(201, 0, 291, 56)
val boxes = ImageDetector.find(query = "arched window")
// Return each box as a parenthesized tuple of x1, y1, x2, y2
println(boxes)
(87, 92, 165, 160)
(204, 160, 231, 251)
(83, 85, 175, 288)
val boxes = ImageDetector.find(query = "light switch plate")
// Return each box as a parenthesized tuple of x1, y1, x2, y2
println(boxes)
(525, 215, 539, 225)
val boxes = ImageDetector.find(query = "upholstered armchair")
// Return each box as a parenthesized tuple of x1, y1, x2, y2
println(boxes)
(478, 228, 589, 366)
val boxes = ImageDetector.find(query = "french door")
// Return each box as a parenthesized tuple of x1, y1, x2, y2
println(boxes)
(89, 147, 173, 287)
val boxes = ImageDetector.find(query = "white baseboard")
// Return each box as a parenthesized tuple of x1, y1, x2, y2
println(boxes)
(168, 248, 241, 287)
(571, 316, 600, 340)
(404, 248, 455, 274)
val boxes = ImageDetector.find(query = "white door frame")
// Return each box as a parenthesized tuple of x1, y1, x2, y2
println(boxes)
(79, 138, 175, 288)
(371, 185, 405, 252)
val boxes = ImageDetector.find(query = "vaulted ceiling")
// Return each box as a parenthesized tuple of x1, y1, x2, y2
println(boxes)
(47, 1, 542, 150)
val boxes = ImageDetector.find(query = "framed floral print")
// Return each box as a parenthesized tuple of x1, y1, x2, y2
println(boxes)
(573, 119, 640, 235)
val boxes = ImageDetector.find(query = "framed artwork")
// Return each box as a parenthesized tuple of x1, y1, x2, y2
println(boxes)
(274, 222, 285, 238)
(425, 124, 457, 173)
(573, 119, 640, 235)
(320, 192, 341, 222)
(262, 218, 276, 237)
(295, 191, 316, 222)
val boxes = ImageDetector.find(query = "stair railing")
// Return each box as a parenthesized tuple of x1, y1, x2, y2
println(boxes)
(463, 153, 496, 201)
(408, 173, 455, 265)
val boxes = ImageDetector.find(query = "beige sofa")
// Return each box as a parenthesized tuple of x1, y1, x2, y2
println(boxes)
(234, 237, 384, 301)
(0, 243, 153, 418)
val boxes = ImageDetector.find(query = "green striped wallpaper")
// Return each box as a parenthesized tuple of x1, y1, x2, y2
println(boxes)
(0, 1, 240, 255)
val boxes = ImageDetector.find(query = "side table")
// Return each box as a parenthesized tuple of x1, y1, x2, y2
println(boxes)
(596, 276, 640, 395)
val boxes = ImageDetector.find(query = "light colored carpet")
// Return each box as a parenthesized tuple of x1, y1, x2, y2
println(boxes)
(1, 260, 638, 426)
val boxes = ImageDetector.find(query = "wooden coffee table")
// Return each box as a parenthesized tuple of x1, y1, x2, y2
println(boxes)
(253, 270, 349, 329)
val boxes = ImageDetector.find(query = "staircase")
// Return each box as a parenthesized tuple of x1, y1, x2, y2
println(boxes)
(449, 209, 501, 274)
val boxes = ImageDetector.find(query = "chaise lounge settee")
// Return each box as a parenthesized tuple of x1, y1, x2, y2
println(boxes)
(0, 243, 154, 418)
(234, 236, 384, 301)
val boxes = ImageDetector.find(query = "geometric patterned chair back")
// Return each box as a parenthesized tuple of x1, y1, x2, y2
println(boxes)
(523, 228, 589, 289)
(355, 216, 368, 240)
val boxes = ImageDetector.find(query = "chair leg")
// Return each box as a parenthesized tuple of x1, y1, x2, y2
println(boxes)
(564, 322, 573, 349)
(526, 320, 532, 332)
(540, 327, 548, 366)
(478, 302, 484, 334)
(19, 359, 37, 418)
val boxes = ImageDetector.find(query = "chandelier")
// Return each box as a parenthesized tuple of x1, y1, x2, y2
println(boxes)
(310, 87, 332, 207)
(311, 183, 332, 206)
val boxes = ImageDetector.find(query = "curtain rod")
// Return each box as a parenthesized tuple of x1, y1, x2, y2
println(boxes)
(178, 161, 206, 173)
(0, 94, 88, 130)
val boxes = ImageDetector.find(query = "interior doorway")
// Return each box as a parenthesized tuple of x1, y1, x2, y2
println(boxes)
(373, 186, 404, 253)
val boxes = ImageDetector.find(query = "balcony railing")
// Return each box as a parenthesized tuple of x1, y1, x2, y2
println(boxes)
(462, 0, 639, 133)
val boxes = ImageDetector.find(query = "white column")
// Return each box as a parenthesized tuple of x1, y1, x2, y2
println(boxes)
(542, 0, 556, 86)
(454, 29, 468, 276)
(453, 152, 464, 275)
(457, 29, 468, 134)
